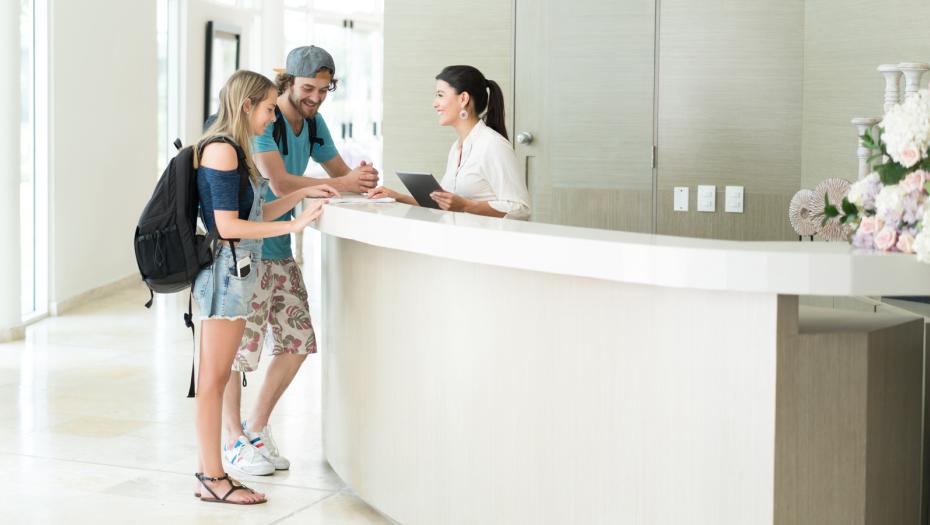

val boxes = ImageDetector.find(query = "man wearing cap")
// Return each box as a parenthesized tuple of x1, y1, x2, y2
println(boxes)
(218, 45, 377, 476)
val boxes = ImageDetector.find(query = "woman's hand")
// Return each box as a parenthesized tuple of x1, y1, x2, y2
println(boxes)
(430, 191, 471, 212)
(303, 184, 340, 199)
(290, 199, 326, 231)
(368, 186, 401, 200)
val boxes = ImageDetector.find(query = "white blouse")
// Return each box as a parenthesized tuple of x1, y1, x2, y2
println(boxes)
(440, 120, 531, 220)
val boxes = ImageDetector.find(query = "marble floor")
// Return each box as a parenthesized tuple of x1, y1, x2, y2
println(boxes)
(0, 283, 397, 524)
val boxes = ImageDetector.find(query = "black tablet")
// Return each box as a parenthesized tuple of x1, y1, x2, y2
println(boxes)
(396, 172, 443, 209)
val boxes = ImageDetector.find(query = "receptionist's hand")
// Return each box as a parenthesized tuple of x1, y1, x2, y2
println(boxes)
(368, 186, 402, 200)
(430, 191, 470, 212)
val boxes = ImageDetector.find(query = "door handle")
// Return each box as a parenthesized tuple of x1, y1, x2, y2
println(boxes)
(516, 131, 534, 145)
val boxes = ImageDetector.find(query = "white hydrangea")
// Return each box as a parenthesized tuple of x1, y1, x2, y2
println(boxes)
(847, 172, 880, 209)
(922, 206, 930, 227)
(881, 90, 930, 168)
(913, 230, 930, 263)
(875, 184, 906, 222)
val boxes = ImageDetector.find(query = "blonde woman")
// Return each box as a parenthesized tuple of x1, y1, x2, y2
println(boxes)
(191, 70, 336, 505)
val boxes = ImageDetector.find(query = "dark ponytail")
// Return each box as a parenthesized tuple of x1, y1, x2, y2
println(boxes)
(484, 79, 507, 141)
(436, 65, 509, 141)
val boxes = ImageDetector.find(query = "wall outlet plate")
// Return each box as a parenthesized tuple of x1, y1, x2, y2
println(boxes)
(674, 187, 689, 211)
(725, 186, 744, 213)
(697, 185, 716, 212)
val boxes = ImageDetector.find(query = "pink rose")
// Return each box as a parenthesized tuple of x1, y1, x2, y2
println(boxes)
(858, 216, 880, 235)
(902, 171, 927, 193)
(897, 232, 916, 253)
(899, 148, 921, 168)
(874, 226, 898, 251)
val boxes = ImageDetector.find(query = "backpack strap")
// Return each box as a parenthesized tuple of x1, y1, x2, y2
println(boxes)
(197, 135, 251, 242)
(196, 135, 251, 281)
(185, 290, 197, 398)
(272, 106, 289, 156)
(307, 116, 324, 156)
(271, 107, 325, 158)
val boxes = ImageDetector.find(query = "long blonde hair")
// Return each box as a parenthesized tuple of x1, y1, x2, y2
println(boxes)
(194, 70, 275, 183)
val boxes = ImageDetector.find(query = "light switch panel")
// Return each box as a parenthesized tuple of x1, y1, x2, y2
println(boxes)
(674, 187, 689, 211)
(725, 186, 744, 213)
(697, 185, 716, 212)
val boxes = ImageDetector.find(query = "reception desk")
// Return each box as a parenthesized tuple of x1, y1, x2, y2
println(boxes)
(309, 202, 930, 525)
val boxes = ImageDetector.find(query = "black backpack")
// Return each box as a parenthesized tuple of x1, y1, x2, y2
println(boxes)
(205, 107, 325, 157)
(134, 135, 250, 397)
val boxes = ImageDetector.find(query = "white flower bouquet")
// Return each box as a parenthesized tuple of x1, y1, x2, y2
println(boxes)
(822, 90, 930, 261)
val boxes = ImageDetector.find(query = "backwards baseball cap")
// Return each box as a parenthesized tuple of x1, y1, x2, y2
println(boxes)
(283, 45, 336, 78)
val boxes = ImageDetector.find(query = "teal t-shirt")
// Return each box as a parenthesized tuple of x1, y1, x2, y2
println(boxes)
(254, 113, 338, 260)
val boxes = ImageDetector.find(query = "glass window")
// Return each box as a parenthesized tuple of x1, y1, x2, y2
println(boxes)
(282, 1, 383, 176)
(312, 0, 377, 15)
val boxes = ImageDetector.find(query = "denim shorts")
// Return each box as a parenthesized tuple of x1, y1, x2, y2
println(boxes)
(193, 246, 261, 321)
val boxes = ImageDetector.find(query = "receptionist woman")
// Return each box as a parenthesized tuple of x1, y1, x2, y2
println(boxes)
(369, 65, 530, 219)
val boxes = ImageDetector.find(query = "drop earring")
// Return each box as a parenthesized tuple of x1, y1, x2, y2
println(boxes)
(459, 107, 468, 120)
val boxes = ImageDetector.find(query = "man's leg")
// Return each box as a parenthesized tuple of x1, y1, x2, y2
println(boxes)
(243, 258, 318, 461)
(222, 370, 244, 444)
(247, 353, 307, 430)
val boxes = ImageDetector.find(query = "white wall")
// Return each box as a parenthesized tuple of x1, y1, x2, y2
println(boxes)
(656, 0, 804, 240)
(383, 0, 803, 240)
(384, 1, 930, 241)
(48, 0, 157, 307)
(802, 0, 930, 189)
(382, 0, 514, 188)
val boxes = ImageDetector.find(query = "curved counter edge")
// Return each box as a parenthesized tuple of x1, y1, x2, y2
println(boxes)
(310, 202, 930, 296)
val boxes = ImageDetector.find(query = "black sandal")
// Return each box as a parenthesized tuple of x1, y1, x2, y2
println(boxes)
(194, 472, 267, 505)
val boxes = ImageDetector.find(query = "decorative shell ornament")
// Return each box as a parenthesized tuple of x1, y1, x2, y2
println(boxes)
(788, 189, 819, 237)
(810, 178, 853, 241)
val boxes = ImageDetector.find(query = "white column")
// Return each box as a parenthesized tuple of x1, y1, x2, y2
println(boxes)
(898, 62, 929, 100)
(0, 0, 22, 341)
(852, 117, 881, 179)
(878, 64, 902, 113)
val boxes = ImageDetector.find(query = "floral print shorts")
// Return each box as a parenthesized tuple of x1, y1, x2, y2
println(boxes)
(233, 257, 317, 372)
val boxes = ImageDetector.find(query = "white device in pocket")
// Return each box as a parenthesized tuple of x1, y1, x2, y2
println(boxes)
(234, 255, 251, 278)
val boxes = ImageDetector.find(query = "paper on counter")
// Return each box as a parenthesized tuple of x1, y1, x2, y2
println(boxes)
(327, 196, 395, 204)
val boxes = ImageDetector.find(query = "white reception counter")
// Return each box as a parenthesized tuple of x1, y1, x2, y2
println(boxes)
(309, 202, 930, 525)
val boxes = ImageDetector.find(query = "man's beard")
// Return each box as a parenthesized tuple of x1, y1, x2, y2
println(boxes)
(290, 91, 318, 119)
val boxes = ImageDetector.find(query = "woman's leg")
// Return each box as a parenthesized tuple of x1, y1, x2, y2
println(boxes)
(196, 318, 265, 503)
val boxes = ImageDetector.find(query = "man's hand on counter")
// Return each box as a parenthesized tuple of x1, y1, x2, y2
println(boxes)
(334, 161, 379, 193)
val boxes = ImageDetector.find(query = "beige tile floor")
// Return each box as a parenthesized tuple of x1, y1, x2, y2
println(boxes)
(0, 283, 397, 524)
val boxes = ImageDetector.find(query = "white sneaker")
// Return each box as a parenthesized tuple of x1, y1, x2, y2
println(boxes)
(222, 435, 275, 476)
(243, 421, 290, 470)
